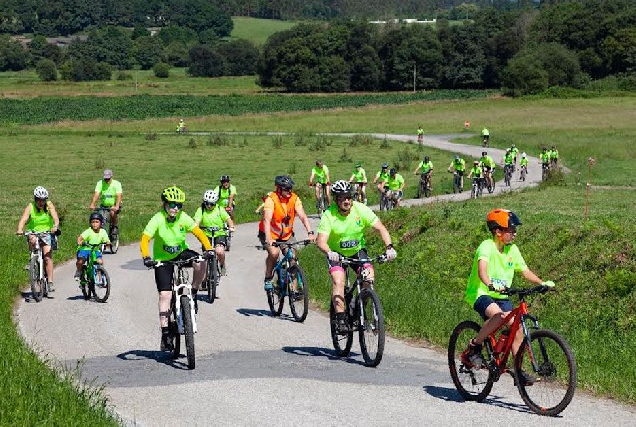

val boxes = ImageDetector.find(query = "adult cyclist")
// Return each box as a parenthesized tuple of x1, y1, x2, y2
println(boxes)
(550, 145, 559, 166)
(373, 163, 390, 194)
(417, 125, 424, 143)
(503, 149, 514, 181)
(413, 156, 433, 197)
(348, 162, 368, 204)
(510, 144, 519, 170)
(447, 154, 466, 191)
(194, 190, 235, 276)
(16, 186, 60, 292)
(216, 175, 237, 221)
(140, 186, 213, 352)
(316, 180, 396, 332)
(467, 160, 484, 190)
(479, 151, 496, 190)
(381, 168, 405, 207)
(481, 127, 490, 147)
(89, 169, 122, 237)
(309, 159, 331, 210)
(519, 152, 529, 180)
(259, 175, 315, 292)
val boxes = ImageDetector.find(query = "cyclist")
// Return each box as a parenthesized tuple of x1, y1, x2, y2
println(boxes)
(316, 180, 397, 332)
(447, 154, 466, 191)
(461, 209, 554, 385)
(255, 192, 273, 215)
(74, 212, 110, 281)
(550, 145, 559, 166)
(373, 163, 390, 194)
(467, 160, 484, 189)
(479, 151, 496, 190)
(413, 155, 434, 197)
(140, 186, 213, 352)
(259, 175, 315, 291)
(194, 190, 235, 276)
(309, 159, 331, 209)
(519, 152, 528, 179)
(381, 168, 405, 207)
(503, 149, 514, 179)
(176, 118, 185, 132)
(540, 146, 551, 171)
(481, 127, 490, 146)
(417, 125, 424, 143)
(348, 162, 368, 204)
(510, 144, 519, 170)
(89, 169, 122, 238)
(216, 175, 237, 221)
(16, 186, 60, 292)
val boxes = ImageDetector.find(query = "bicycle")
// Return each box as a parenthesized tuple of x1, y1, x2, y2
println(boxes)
(352, 182, 365, 203)
(448, 285, 577, 416)
(258, 240, 312, 322)
(519, 165, 527, 182)
(451, 171, 463, 194)
(21, 231, 53, 302)
(417, 173, 432, 198)
(484, 170, 496, 194)
(148, 255, 205, 370)
(96, 207, 120, 254)
(200, 228, 223, 304)
(79, 243, 111, 303)
(470, 178, 483, 199)
(482, 137, 489, 148)
(542, 163, 551, 181)
(330, 254, 387, 367)
(504, 164, 513, 187)
(313, 183, 329, 216)
(225, 224, 233, 252)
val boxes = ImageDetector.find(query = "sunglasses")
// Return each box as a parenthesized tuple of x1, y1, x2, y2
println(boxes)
(167, 202, 183, 209)
(204, 202, 215, 207)
(280, 186, 292, 192)
(336, 195, 353, 201)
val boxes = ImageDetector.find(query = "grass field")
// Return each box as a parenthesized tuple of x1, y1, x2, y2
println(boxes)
(229, 17, 299, 45)
(2, 89, 636, 423)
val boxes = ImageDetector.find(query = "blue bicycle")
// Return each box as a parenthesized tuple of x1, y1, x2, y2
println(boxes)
(259, 240, 312, 322)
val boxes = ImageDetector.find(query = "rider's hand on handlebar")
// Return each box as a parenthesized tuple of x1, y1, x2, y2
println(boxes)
(541, 280, 556, 288)
(385, 247, 397, 261)
(488, 283, 506, 292)
(143, 257, 155, 268)
(229, 227, 236, 233)
(203, 250, 215, 259)
(327, 251, 341, 262)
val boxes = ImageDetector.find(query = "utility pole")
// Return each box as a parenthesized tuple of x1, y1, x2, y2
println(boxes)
(413, 64, 416, 93)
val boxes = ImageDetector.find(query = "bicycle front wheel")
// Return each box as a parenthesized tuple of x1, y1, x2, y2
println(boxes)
(29, 257, 43, 302)
(330, 300, 353, 357)
(92, 266, 111, 303)
(288, 266, 309, 322)
(110, 232, 119, 254)
(206, 257, 218, 304)
(448, 320, 494, 401)
(181, 295, 196, 370)
(267, 271, 284, 316)
(358, 288, 385, 367)
(515, 329, 577, 416)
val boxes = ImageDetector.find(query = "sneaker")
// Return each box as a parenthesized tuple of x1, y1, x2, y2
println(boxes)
(263, 280, 273, 291)
(73, 271, 81, 281)
(48, 282, 55, 292)
(220, 264, 227, 276)
(512, 370, 537, 386)
(460, 340, 486, 369)
(160, 333, 173, 352)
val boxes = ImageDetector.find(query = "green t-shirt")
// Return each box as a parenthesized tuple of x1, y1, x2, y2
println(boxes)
(417, 161, 433, 174)
(384, 174, 404, 191)
(351, 167, 367, 183)
(480, 156, 495, 168)
(482, 128, 489, 137)
(511, 147, 519, 157)
(194, 205, 230, 238)
(375, 170, 389, 182)
(317, 202, 379, 256)
(470, 166, 483, 177)
(79, 228, 110, 248)
(27, 202, 54, 232)
(550, 150, 559, 159)
(216, 185, 237, 207)
(540, 152, 550, 164)
(504, 152, 514, 165)
(520, 158, 528, 167)
(142, 211, 196, 261)
(417, 128, 424, 135)
(465, 239, 528, 307)
(449, 159, 466, 172)
(95, 179, 122, 207)
(312, 165, 329, 184)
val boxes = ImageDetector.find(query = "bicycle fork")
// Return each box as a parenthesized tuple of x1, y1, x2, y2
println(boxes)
(174, 284, 198, 334)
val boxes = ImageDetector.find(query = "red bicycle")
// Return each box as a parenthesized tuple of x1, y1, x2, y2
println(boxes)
(448, 285, 577, 416)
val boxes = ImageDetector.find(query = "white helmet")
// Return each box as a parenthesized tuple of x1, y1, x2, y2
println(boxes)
(33, 186, 49, 199)
(330, 180, 352, 196)
(521, 152, 527, 158)
(202, 189, 219, 204)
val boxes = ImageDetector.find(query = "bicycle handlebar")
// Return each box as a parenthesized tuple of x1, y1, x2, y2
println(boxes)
(148, 255, 207, 269)
(256, 239, 313, 250)
(339, 254, 388, 264)
(490, 284, 555, 297)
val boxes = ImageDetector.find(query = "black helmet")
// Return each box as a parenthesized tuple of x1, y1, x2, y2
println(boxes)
(274, 175, 294, 190)
(89, 211, 103, 223)
(220, 175, 230, 182)
(424, 156, 430, 162)
(389, 168, 397, 175)
(381, 163, 389, 169)
(481, 151, 487, 156)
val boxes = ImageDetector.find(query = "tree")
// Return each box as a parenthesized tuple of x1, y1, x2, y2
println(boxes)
(158, 26, 198, 46)
(217, 39, 259, 76)
(188, 44, 226, 77)
(0, 35, 28, 71)
(59, 58, 111, 81)
(153, 62, 170, 78)
(164, 41, 189, 67)
(133, 36, 164, 70)
(35, 58, 57, 81)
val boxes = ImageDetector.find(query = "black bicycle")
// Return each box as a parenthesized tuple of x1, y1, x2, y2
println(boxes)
(330, 254, 387, 367)
(417, 173, 432, 198)
(96, 207, 120, 254)
(504, 164, 513, 187)
(452, 171, 463, 194)
(470, 177, 484, 199)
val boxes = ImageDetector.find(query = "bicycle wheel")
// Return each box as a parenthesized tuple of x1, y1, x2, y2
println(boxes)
(520, 169, 526, 182)
(288, 265, 309, 322)
(169, 319, 180, 360)
(206, 257, 218, 304)
(471, 185, 477, 199)
(514, 329, 577, 416)
(92, 266, 111, 303)
(181, 295, 196, 369)
(424, 180, 431, 198)
(29, 257, 43, 302)
(225, 233, 232, 252)
(448, 320, 494, 401)
(266, 271, 284, 316)
(330, 300, 353, 357)
(358, 288, 385, 367)
(488, 178, 495, 194)
(505, 169, 511, 186)
(110, 231, 120, 254)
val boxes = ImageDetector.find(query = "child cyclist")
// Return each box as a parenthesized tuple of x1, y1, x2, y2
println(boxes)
(461, 209, 554, 385)
(74, 212, 110, 281)
(193, 190, 235, 276)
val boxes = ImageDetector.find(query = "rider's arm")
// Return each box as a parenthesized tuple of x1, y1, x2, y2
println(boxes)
(48, 202, 60, 232)
(77, 232, 85, 246)
(478, 259, 491, 286)
(308, 170, 315, 186)
(89, 190, 100, 210)
(371, 219, 393, 248)
(192, 226, 212, 251)
(348, 173, 355, 182)
(262, 204, 274, 246)
(294, 200, 314, 241)
(316, 232, 330, 255)
(413, 164, 420, 174)
(226, 217, 235, 231)
(114, 192, 122, 210)
(140, 233, 152, 258)
(521, 268, 544, 285)
(16, 204, 31, 233)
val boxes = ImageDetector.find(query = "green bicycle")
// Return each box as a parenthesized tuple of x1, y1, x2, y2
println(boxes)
(79, 244, 111, 303)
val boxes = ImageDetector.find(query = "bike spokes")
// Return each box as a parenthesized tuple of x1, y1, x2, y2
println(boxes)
(448, 321, 494, 401)
(358, 289, 385, 367)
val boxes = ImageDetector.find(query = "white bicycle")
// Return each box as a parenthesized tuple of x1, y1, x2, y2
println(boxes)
(21, 231, 53, 302)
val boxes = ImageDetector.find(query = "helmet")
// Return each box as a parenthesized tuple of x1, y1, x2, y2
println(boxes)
(482, 151, 487, 156)
(521, 152, 527, 158)
(389, 168, 397, 175)
(202, 189, 219, 204)
(424, 156, 430, 162)
(220, 175, 230, 183)
(161, 186, 186, 203)
(474, 160, 479, 165)
(89, 211, 103, 223)
(355, 162, 361, 168)
(542, 146, 547, 151)
(506, 148, 511, 153)
(330, 180, 351, 197)
(552, 145, 556, 149)
(512, 143, 516, 148)
(454, 154, 460, 160)
(274, 175, 294, 190)
(486, 209, 522, 231)
(33, 186, 48, 199)
(381, 163, 389, 169)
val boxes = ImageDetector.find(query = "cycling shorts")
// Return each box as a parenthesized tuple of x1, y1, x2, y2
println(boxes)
(482, 166, 492, 172)
(154, 249, 200, 292)
(201, 235, 227, 250)
(455, 170, 464, 177)
(77, 249, 102, 260)
(473, 295, 513, 320)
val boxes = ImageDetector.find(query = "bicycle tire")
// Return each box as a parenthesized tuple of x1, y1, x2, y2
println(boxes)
(471, 185, 477, 199)
(29, 257, 43, 302)
(181, 295, 196, 369)
(225, 233, 232, 252)
(330, 300, 353, 357)
(424, 183, 431, 198)
(169, 319, 180, 360)
(92, 266, 111, 303)
(514, 329, 577, 416)
(80, 267, 90, 300)
(448, 320, 494, 401)
(110, 232, 119, 254)
(488, 178, 495, 194)
(266, 271, 284, 316)
(207, 256, 218, 304)
(358, 288, 385, 367)
(288, 265, 309, 323)
(504, 169, 511, 187)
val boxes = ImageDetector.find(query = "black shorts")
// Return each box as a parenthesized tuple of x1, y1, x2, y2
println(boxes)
(154, 249, 199, 292)
(201, 235, 227, 250)
(456, 170, 464, 177)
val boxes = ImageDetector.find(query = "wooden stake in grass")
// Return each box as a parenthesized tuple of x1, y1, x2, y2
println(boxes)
(584, 157, 596, 221)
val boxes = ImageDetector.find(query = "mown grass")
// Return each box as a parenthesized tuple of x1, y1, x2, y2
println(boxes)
(2, 93, 636, 423)
(229, 17, 299, 45)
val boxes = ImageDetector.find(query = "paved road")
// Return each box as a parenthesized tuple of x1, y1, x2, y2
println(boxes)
(16, 135, 634, 426)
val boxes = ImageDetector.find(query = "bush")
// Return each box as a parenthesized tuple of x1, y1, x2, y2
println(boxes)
(59, 58, 111, 82)
(153, 62, 170, 78)
(188, 45, 226, 77)
(35, 59, 57, 81)
(115, 71, 133, 80)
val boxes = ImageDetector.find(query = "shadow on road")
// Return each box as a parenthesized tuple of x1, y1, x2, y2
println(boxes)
(116, 349, 190, 370)
(120, 259, 147, 271)
(282, 345, 367, 366)
(235, 307, 296, 322)
(422, 385, 464, 402)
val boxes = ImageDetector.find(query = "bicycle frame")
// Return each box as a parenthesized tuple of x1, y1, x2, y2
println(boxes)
(25, 231, 48, 282)
(155, 257, 202, 335)
(340, 256, 384, 326)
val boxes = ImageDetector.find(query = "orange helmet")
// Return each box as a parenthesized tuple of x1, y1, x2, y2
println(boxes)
(486, 208, 522, 231)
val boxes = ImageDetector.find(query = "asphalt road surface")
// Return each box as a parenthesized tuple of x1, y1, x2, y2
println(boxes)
(16, 135, 635, 426)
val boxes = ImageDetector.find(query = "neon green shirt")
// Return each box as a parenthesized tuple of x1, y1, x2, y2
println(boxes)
(95, 179, 122, 207)
(417, 161, 433, 174)
(374, 169, 389, 183)
(504, 152, 514, 165)
(520, 158, 528, 167)
(449, 159, 466, 172)
(27, 202, 54, 232)
(312, 165, 329, 184)
(550, 150, 559, 159)
(540, 152, 550, 164)
(465, 239, 528, 307)
(351, 167, 367, 183)
(143, 211, 196, 261)
(511, 147, 519, 157)
(79, 228, 110, 248)
(479, 156, 495, 168)
(482, 128, 489, 137)
(384, 174, 404, 191)
(417, 127, 424, 135)
(194, 205, 230, 238)
(216, 185, 237, 207)
(469, 166, 483, 178)
(317, 201, 379, 256)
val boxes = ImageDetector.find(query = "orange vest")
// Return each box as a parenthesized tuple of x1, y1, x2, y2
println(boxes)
(258, 192, 298, 240)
